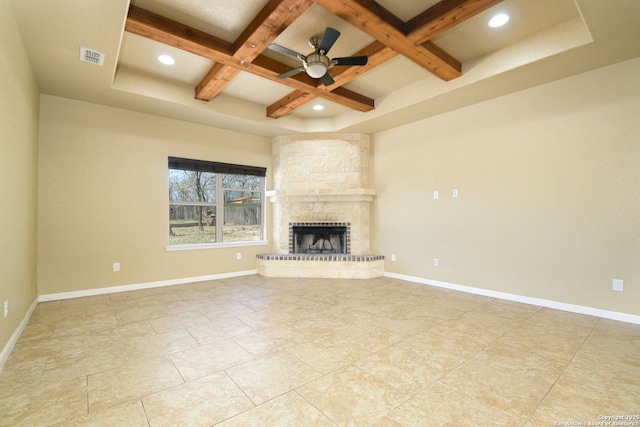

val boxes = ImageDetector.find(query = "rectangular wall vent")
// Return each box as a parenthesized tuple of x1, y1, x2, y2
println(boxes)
(79, 46, 105, 66)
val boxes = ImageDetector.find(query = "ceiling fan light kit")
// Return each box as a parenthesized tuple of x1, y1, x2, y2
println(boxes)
(304, 53, 330, 78)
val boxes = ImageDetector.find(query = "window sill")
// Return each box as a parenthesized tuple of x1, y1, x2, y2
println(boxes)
(166, 240, 269, 252)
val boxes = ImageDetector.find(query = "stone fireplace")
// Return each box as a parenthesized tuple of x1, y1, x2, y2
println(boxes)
(257, 133, 384, 278)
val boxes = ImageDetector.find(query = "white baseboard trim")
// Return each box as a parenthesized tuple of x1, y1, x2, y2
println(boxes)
(0, 297, 38, 373)
(38, 270, 258, 302)
(385, 272, 640, 325)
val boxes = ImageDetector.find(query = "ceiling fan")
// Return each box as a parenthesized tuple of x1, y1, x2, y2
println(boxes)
(268, 27, 368, 86)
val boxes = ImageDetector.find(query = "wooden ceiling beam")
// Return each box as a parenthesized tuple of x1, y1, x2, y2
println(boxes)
(195, 64, 241, 101)
(196, 0, 314, 101)
(125, 5, 374, 113)
(269, 0, 503, 117)
(126, 5, 234, 62)
(267, 90, 317, 118)
(405, 0, 505, 41)
(313, 0, 462, 81)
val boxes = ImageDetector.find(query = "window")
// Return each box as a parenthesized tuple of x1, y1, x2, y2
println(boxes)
(168, 157, 266, 247)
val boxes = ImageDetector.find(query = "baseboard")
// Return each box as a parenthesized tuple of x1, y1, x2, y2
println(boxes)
(385, 272, 640, 325)
(0, 297, 38, 373)
(38, 270, 258, 302)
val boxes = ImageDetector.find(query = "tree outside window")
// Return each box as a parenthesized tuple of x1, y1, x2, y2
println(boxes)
(168, 158, 265, 246)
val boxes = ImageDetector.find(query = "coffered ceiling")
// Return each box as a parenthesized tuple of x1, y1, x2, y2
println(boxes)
(9, 0, 640, 137)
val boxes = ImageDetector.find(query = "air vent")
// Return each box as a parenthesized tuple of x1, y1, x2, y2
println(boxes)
(79, 46, 105, 66)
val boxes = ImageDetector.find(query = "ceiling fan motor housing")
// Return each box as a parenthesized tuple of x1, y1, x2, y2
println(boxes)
(304, 52, 330, 78)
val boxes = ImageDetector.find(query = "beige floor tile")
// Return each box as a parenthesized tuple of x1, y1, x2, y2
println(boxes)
(298, 365, 410, 426)
(498, 321, 592, 363)
(58, 399, 148, 427)
(333, 321, 408, 352)
(134, 292, 183, 307)
(16, 321, 56, 342)
(196, 302, 254, 320)
(9, 334, 89, 363)
(567, 346, 640, 389)
(472, 299, 540, 322)
(29, 304, 86, 325)
(148, 309, 210, 334)
(226, 350, 321, 405)
(524, 404, 574, 427)
(237, 326, 308, 357)
(396, 325, 487, 373)
(387, 301, 464, 323)
(41, 346, 129, 385)
(142, 372, 254, 426)
(170, 339, 254, 381)
(0, 377, 88, 426)
(60, 294, 110, 309)
(163, 297, 218, 314)
(291, 314, 350, 341)
(86, 319, 156, 348)
(435, 310, 519, 344)
(114, 304, 172, 324)
(0, 358, 44, 398)
(540, 365, 640, 420)
(216, 391, 335, 426)
(53, 312, 118, 337)
(524, 307, 599, 331)
(470, 341, 567, 380)
(235, 308, 301, 330)
(5, 276, 640, 426)
(288, 334, 371, 374)
(386, 382, 518, 426)
(370, 416, 405, 427)
(437, 353, 557, 421)
(187, 316, 254, 344)
(367, 315, 434, 343)
(123, 328, 199, 360)
(88, 356, 184, 411)
(354, 345, 444, 395)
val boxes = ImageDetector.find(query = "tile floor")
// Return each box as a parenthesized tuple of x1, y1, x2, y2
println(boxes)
(1, 275, 639, 426)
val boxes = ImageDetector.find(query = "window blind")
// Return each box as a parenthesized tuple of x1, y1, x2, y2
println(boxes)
(168, 157, 266, 177)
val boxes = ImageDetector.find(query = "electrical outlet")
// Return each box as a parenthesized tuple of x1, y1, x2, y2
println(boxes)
(391, 254, 397, 262)
(434, 258, 439, 267)
(113, 262, 120, 272)
(3, 300, 8, 319)
(612, 279, 624, 292)
(236, 252, 242, 260)
(433, 191, 439, 200)
(453, 189, 459, 198)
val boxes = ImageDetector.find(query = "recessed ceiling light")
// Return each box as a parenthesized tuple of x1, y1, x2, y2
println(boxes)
(488, 13, 509, 28)
(313, 104, 324, 111)
(158, 54, 175, 65)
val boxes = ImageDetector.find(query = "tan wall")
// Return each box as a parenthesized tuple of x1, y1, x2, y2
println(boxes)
(38, 96, 272, 295)
(0, 0, 39, 352)
(373, 58, 640, 316)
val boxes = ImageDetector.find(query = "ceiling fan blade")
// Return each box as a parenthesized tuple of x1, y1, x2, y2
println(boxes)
(320, 72, 335, 86)
(318, 27, 340, 54)
(277, 67, 305, 79)
(332, 56, 368, 66)
(268, 43, 304, 60)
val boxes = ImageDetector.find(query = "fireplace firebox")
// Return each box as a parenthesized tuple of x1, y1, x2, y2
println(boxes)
(289, 222, 350, 254)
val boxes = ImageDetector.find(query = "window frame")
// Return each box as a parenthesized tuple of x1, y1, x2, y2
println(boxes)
(167, 157, 267, 251)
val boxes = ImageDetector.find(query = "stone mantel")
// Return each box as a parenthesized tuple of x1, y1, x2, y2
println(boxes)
(268, 189, 376, 204)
